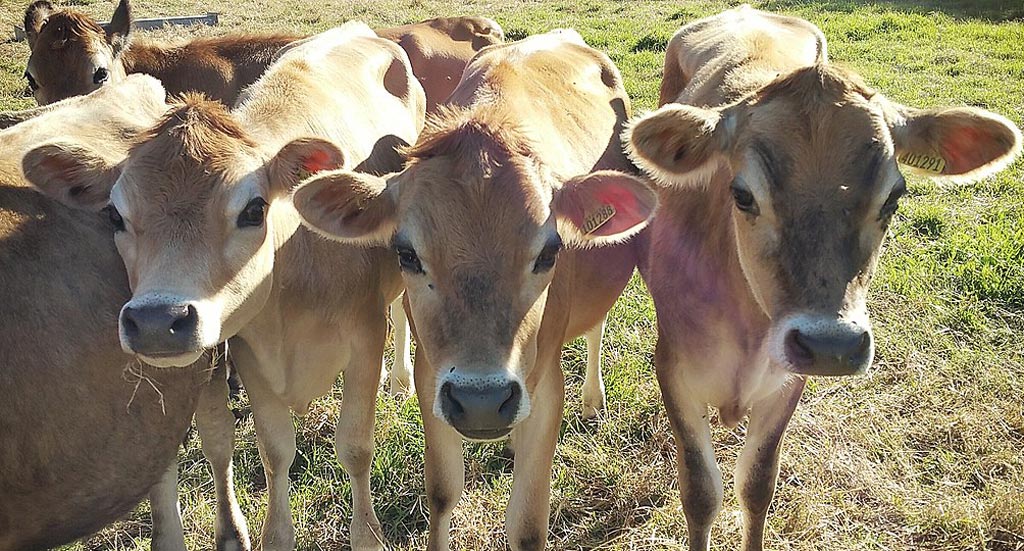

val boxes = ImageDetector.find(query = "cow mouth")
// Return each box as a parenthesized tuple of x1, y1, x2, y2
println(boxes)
(134, 349, 205, 368)
(456, 427, 514, 442)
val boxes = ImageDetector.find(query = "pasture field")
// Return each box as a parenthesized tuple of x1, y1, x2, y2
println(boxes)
(2, 0, 1023, 549)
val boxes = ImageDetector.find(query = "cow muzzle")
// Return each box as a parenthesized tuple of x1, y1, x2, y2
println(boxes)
(774, 314, 874, 376)
(119, 296, 211, 368)
(435, 370, 529, 441)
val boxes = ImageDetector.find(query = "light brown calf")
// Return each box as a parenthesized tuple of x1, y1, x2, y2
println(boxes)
(0, 75, 209, 551)
(625, 6, 1022, 551)
(292, 30, 656, 550)
(25, 23, 425, 551)
(377, 16, 504, 112)
(23, 0, 300, 105)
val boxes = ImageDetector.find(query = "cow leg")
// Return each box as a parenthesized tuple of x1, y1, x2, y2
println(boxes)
(195, 371, 251, 551)
(243, 370, 296, 551)
(388, 294, 414, 396)
(418, 355, 466, 551)
(505, 365, 565, 551)
(337, 319, 387, 551)
(736, 378, 805, 551)
(149, 459, 187, 551)
(656, 343, 722, 551)
(581, 317, 606, 419)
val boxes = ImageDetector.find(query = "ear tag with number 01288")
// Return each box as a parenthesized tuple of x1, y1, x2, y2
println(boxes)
(582, 203, 616, 234)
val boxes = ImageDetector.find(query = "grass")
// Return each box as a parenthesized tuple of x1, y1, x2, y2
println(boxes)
(2, 0, 1022, 549)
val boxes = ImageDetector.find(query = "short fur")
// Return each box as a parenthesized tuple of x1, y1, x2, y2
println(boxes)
(0, 75, 207, 550)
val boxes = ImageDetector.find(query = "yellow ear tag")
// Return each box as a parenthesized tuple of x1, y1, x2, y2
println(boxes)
(582, 203, 616, 235)
(898, 152, 946, 174)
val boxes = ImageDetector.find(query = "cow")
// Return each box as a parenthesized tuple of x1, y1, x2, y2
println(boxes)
(21, 0, 500, 115)
(290, 30, 657, 550)
(377, 16, 504, 112)
(24, 22, 425, 551)
(22, 0, 299, 106)
(0, 74, 212, 551)
(623, 6, 1022, 551)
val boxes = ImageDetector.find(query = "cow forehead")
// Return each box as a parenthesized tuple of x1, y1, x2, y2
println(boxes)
(399, 159, 553, 246)
(742, 94, 894, 201)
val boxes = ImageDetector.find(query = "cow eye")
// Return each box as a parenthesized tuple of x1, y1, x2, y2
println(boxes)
(533, 239, 561, 274)
(25, 71, 39, 91)
(93, 67, 110, 85)
(395, 245, 424, 274)
(237, 197, 268, 228)
(879, 180, 906, 221)
(730, 183, 759, 215)
(103, 205, 125, 232)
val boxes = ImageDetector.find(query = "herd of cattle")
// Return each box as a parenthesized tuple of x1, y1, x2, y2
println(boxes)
(1, 0, 1020, 550)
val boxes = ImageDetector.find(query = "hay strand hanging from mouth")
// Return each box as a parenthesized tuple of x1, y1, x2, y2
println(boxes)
(122, 358, 166, 415)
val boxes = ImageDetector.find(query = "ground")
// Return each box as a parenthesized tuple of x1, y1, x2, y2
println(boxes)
(1, 0, 1022, 549)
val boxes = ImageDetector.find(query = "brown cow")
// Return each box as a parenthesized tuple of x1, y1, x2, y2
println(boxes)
(625, 6, 1022, 551)
(292, 30, 656, 550)
(22, 0, 501, 114)
(22, 0, 300, 105)
(0, 75, 210, 550)
(25, 22, 425, 551)
(377, 16, 504, 112)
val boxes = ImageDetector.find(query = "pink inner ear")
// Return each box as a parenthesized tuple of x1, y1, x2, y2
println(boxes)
(941, 125, 1000, 175)
(587, 181, 647, 236)
(302, 149, 340, 174)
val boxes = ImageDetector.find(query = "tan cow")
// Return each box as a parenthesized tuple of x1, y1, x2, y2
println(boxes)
(292, 30, 656, 550)
(0, 75, 212, 550)
(377, 16, 504, 112)
(24, 22, 425, 551)
(625, 6, 1022, 551)
(22, 0, 300, 105)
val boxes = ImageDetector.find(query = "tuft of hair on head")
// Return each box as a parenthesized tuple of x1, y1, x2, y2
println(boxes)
(403, 104, 537, 165)
(133, 92, 257, 162)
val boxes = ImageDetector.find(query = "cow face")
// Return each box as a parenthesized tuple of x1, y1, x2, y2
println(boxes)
(628, 64, 1021, 377)
(23, 0, 131, 105)
(23, 96, 343, 367)
(294, 111, 656, 440)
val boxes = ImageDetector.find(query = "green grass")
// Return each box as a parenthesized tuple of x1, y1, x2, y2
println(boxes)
(2, 0, 1023, 549)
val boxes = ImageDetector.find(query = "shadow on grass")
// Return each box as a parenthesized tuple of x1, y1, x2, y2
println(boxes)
(761, 0, 1024, 22)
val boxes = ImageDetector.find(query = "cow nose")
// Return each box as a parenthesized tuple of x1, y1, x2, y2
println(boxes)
(784, 325, 872, 376)
(120, 303, 200, 355)
(439, 379, 521, 440)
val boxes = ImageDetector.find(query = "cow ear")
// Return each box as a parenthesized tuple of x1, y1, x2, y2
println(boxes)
(106, 0, 132, 55)
(23, 142, 120, 211)
(626, 103, 742, 188)
(267, 137, 346, 198)
(554, 170, 657, 246)
(24, 0, 54, 49)
(883, 99, 1022, 183)
(292, 170, 399, 246)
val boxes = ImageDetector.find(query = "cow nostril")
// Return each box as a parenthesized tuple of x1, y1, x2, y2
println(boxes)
(121, 310, 139, 336)
(170, 304, 197, 334)
(442, 382, 464, 416)
(498, 383, 520, 418)
(785, 329, 814, 365)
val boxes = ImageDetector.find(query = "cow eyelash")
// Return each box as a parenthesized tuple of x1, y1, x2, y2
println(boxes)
(103, 205, 126, 232)
(395, 245, 424, 274)
(879, 180, 906, 221)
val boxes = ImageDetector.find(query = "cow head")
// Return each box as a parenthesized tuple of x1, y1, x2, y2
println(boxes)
(294, 109, 656, 440)
(23, 0, 132, 105)
(23, 95, 344, 367)
(628, 64, 1020, 376)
